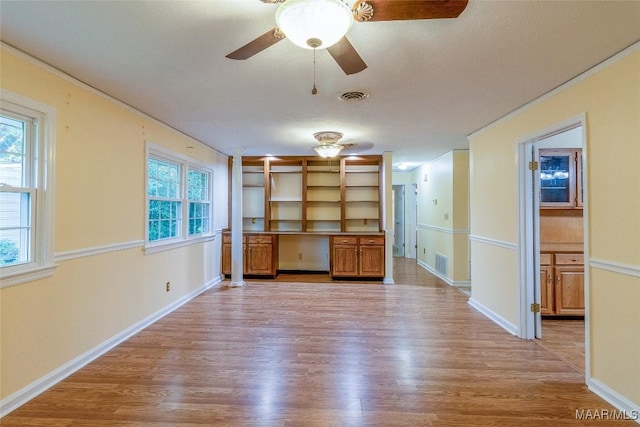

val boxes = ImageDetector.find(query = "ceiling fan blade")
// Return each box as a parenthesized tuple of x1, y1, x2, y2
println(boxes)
(327, 37, 367, 75)
(352, 0, 468, 22)
(226, 27, 284, 60)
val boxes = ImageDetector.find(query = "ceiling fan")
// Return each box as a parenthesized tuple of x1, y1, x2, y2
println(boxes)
(226, 0, 469, 75)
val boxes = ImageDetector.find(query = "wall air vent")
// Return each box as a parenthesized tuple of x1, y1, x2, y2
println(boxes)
(338, 90, 369, 102)
(435, 253, 448, 276)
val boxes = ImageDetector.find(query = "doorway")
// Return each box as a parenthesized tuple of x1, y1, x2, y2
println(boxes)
(518, 115, 588, 377)
(392, 185, 405, 257)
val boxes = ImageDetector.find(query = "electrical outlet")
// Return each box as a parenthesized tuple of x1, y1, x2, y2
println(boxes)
(166, 281, 170, 292)
(298, 253, 303, 260)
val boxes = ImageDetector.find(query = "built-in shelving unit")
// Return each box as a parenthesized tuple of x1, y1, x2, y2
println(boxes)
(343, 158, 381, 233)
(237, 155, 381, 233)
(227, 155, 383, 279)
(306, 159, 342, 232)
(242, 161, 265, 231)
(269, 160, 303, 232)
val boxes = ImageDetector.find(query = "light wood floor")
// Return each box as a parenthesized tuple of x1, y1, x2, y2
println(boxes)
(540, 318, 585, 373)
(3, 259, 630, 426)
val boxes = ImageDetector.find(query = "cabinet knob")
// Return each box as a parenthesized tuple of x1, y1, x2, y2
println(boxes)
(570, 258, 578, 262)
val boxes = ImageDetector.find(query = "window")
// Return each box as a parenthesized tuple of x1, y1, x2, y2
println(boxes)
(146, 143, 213, 252)
(147, 157, 182, 242)
(0, 91, 56, 287)
(188, 169, 210, 236)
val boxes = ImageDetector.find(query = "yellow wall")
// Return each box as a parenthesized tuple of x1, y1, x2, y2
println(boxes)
(469, 46, 640, 405)
(0, 48, 228, 400)
(416, 150, 469, 283)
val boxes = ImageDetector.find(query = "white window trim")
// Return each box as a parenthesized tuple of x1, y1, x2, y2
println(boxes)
(187, 166, 212, 238)
(0, 90, 57, 288)
(145, 142, 214, 254)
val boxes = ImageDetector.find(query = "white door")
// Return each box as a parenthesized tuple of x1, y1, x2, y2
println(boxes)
(392, 185, 405, 257)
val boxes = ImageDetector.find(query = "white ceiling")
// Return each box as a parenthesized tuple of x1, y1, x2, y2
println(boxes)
(1, 1, 639, 170)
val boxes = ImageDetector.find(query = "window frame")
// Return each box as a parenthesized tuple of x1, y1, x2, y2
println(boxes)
(187, 166, 211, 237)
(0, 90, 57, 288)
(145, 142, 214, 254)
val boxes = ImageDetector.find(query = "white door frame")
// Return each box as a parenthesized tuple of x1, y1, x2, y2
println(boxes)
(517, 113, 590, 381)
(392, 185, 406, 257)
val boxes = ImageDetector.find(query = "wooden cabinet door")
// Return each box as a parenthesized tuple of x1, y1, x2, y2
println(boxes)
(331, 244, 359, 276)
(539, 149, 583, 209)
(359, 244, 385, 277)
(555, 266, 585, 315)
(539, 265, 554, 315)
(222, 242, 232, 275)
(246, 243, 274, 276)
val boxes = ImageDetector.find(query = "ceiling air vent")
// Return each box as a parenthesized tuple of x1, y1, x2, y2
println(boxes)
(338, 90, 369, 102)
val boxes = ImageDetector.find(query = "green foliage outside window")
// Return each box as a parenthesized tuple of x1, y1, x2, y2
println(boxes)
(0, 116, 25, 167)
(146, 152, 211, 243)
(1, 115, 28, 266)
(0, 239, 19, 266)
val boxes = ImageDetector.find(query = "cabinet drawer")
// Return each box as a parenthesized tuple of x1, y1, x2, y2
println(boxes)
(540, 253, 552, 265)
(223, 234, 247, 243)
(359, 236, 384, 246)
(332, 236, 358, 245)
(247, 235, 273, 244)
(555, 253, 584, 265)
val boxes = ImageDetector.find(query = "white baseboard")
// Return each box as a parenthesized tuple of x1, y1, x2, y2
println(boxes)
(416, 259, 470, 287)
(467, 297, 518, 336)
(0, 276, 223, 418)
(588, 378, 640, 424)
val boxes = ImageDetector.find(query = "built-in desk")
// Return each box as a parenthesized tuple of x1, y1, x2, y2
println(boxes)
(221, 231, 385, 279)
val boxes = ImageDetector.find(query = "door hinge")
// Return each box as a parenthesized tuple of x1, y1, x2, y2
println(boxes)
(530, 303, 541, 313)
(529, 161, 539, 171)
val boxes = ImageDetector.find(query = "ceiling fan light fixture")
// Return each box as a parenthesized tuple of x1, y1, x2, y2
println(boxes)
(313, 131, 344, 158)
(314, 143, 344, 158)
(276, 0, 353, 50)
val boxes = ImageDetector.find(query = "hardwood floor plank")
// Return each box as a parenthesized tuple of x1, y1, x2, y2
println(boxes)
(2, 259, 633, 426)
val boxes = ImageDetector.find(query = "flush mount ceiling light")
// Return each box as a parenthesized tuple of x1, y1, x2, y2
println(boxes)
(275, 0, 353, 49)
(313, 131, 344, 158)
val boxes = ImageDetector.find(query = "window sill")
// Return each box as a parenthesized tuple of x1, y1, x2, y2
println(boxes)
(0, 263, 58, 289)
(144, 234, 216, 255)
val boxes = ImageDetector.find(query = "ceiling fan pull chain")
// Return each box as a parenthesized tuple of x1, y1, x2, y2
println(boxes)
(311, 47, 318, 95)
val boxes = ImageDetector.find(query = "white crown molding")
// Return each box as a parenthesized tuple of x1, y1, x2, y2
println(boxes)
(469, 234, 517, 250)
(590, 258, 640, 278)
(468, 41, 640, 139)
(0, 42, 226, 158)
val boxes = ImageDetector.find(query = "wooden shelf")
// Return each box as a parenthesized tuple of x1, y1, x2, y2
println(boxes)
(234, 156, 382, 233)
